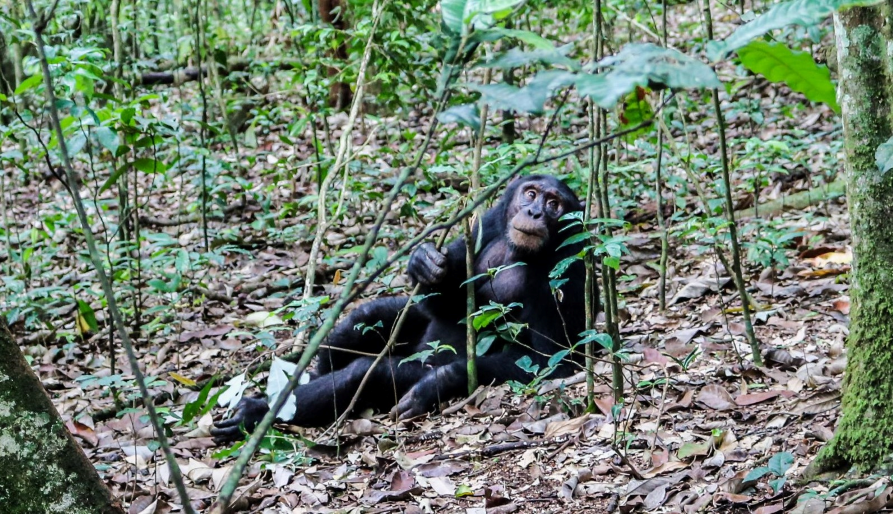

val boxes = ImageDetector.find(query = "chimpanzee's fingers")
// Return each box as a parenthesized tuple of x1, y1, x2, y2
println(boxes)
(422, 259, 446, 283)
(212, 416, 243, 429)
(424, 245, 447, 267)
(395, 389, 427, 420)
(210, 425, 242, 444)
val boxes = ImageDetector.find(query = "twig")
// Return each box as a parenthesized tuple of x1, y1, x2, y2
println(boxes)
(611, 445, 644, 480)
(442, 384, 487, 416)
(434, 437, 567, 461)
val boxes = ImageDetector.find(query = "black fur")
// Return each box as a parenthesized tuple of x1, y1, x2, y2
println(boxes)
(212, 175, 594, 442)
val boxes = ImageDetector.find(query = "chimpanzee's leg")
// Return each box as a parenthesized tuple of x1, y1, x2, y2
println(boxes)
(317, 297, 430, 375)
(395, 352, 542, 420)
(290, 356, 430, 426)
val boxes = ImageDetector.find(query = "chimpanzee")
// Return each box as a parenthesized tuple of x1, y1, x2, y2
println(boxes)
(211, 174, 593, 443)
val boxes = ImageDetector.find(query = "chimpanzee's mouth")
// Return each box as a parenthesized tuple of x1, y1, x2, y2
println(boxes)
(512, 225, 547, 238)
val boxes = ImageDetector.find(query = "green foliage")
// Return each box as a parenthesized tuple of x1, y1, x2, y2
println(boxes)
(181, 378, 223, 424)
(480, 46, 579, 71)
(400, 341, 456, 366)
(744, 452, 794, 494)
(469, 42, 719, 115)
(742, 219, 803, 270)
(707, 0, 883, 60)
(737, 41, 838, 112)
(441, 0, 525, 35)
(579, 44, 720, 109)
(437, 104, 481, 130)
(470, 70, 577, 114)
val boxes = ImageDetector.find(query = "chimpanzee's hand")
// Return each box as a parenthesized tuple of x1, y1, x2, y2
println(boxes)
(394, 374, 440, 420)
(407, 243, 447, 286)
(210, 395, 269, 444)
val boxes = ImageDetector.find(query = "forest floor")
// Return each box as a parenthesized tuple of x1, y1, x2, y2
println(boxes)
(3, 7, 871, 514)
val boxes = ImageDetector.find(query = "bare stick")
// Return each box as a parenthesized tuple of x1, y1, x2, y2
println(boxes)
(701, 0, 761, 365)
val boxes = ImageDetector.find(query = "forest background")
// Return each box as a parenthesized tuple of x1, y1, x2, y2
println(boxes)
(2, 0, 892, 512)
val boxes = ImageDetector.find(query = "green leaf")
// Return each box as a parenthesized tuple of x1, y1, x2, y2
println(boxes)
(74, 74, 95, 99)
(76, 300, 99, 333)
(707, 0, 884, 61)
(66, 133, 87, 156)
(548, 349, 570, 368)
(437, 103, 481, 130)
(148, 276, 180, 293)
(744, 466, 771, 483)
(14, 73, 43, 95)
(476, 333, 497, 356)
(677, 440, 712, 459)
(619, 88, 655, 141)
(401, 350, 434, 366)
(578, 44, 720, 109)
(738, 41, 838, 112)
(98, 162, 128, 194)
(471, 70, 577, 114)
(769, 477, 786, 494)
(182, 377, 216, 424)
(768, 452, 794, 476)
(94, 126, 120, 155)
(549, 254, 582, 279)
(515, 355, 538, 373)
(455, 484, 474, 497)
(557, 231, 589, 250)
(132, 157, 167, 174)
(469, 83, 537, 113)
(175, 249, 190, 273)
(472, 310, 502, 330)
(876, 137, 893, 174)
(578, 329, 613, 351)
(481, 45, 579, 71)
(441, 0, 525, 35)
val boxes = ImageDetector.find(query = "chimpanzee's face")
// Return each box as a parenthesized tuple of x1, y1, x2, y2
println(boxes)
(505, 178, 575, 253)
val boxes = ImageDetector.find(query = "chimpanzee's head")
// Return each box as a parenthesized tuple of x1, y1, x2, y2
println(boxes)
(501, 175, 584, 254)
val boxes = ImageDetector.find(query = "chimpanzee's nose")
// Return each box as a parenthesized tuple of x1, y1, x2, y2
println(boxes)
(527, 208, 542, 219)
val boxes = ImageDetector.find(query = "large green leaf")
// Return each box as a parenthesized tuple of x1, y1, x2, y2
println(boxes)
(578, 43, 720, 109)
(707, 0, 883, 61)
(94, 126, 120, 155)
(481, 45, 580, 71)
(738, 40, 839, 112)
(471, 70, 577, 114)
(441, 0, 524, 35)
(469, 83, 539, 113)
(437, 103, 481, 129)
(133, 157, 167, 174)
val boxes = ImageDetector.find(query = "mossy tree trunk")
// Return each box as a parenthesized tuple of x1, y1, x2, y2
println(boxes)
(0, 321, 124, 514)
(812, 2, 893, 473)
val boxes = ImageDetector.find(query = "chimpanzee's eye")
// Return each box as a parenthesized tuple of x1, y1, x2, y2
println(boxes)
(548, 199, 559, 211)
(526, 190, 536, 200)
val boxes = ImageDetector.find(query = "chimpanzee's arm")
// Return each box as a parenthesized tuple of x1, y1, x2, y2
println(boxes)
(408, 237, 471, 320)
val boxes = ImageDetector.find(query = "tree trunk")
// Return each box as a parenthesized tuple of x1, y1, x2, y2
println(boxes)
(319, 0, 352, 110)
(811, 2, 893, 473)
(0, 321, 124, 514)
